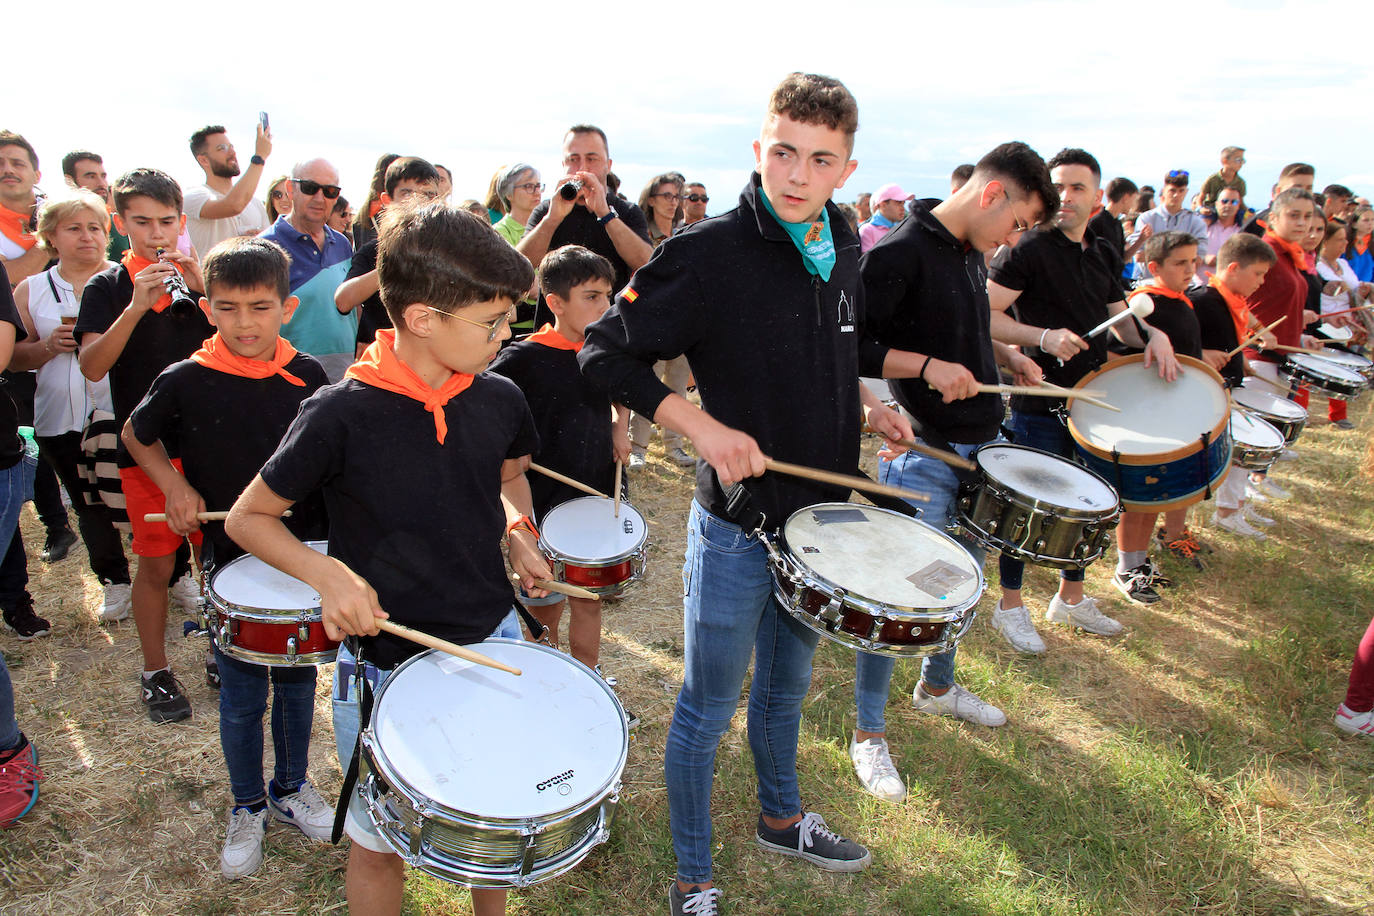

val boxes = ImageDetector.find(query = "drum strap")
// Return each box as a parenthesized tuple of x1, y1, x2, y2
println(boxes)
(514, 604, 550, 644)
(1197, 431, 1214, 499)
(1109, 448, 1124, 492)
(332, 637, 375, 845)
(851, 468, 921, 518)
(723, 481, 770, 534)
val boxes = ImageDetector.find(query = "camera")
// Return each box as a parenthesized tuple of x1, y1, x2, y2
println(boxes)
(156, 249, 200, 317)
(558, 179, 584, 202)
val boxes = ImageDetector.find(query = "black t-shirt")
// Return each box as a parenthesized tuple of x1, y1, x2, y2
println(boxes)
(1087, 209, 1128, 294)
(526, 198, 651, 326)
(1135, 291, 1202, 360)
(345, 240, 390, 347)
(0, 269, 29, 470)
(989, 224, 1122, 415)
(487, 338, 616, 520)
(259, 375, 539, 669)
(129, 356, 331, 570)
(74, 264, 213, 466)
(1189, 286, 1243, 386)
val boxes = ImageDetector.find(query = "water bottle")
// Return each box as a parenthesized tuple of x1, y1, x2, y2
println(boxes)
(17, 426, 38, 460)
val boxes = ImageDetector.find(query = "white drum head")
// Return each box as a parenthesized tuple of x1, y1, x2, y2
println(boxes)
(1231, 387, 1307, 420)
(1288, 353, 1363, 384)
(1309, 349, 1372, 374)
(541, 497, 646, 562)
(210, 540, 327, 610)
(1071, 361, 1228, 455)
(372, 642, 625, 819)
(782, 504, 981, 609)
(1319, 322, 1354, 341)
(976, 445, 1117, 511)
(1230, 410, 1283, 449)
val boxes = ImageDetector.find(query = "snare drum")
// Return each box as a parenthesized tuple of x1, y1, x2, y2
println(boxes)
(358, 640, 627, 887)
(206, 541, 337, 666)
(1318, 322, 1354, 342)
(1308, 348, 1374, 385)
(765, 503, 983, 657)
(1229, 409, 1285, 472)
(1231, 387, 1308, 445)
(1279, 353, 1366, 399)
(955, 444, 1120, 569)
(1068, 354, 1232, 512)
(539, 496, 647, 597)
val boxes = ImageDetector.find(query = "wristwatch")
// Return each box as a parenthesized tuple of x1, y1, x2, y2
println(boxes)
(597, 207, 619, 226)
(250, 155, 266, 166)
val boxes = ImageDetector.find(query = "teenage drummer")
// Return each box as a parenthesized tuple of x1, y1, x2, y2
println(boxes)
(121, 237, 330, 879)
(844, 142, 1057, 803)
(989, 149, 1179, 620)
(228, 202, 550, 916)
(488, 246, 631, 675)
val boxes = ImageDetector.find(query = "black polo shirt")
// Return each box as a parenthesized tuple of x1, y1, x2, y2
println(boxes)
(345, 239, 390, 347)
(1087, 209, 1128, 292)
(1189, 286, 1243, 386)
(1135, 290, 1202, 360)
(989, 224, 1122, 415)
(526, 197, 651, 326)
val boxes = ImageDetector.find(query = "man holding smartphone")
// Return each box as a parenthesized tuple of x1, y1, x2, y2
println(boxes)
(183, 120, 272, 259)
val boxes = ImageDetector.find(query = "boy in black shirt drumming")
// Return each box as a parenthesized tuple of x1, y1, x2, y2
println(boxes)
(74, 168, 214, 723)
(488, 246, 629, 672)
(227, 202, 550, 916)
(123, 237, 331, 879)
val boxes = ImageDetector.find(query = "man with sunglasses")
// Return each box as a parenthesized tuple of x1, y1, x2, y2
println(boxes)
(682, 183, 709, 226)
(184, 124, 272, 260)
(261, 160, 355, 381)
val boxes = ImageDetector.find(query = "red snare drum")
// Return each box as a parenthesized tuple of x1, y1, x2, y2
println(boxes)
(539, 497, 647, 598)
(206, 541, 337, 666)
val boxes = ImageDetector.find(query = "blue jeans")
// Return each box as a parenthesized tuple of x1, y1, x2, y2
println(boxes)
(666, 501, 820, 884)
(216, 645, 318, 806)
(854, 442, 988, 735)
(0, 455, 34, 752)
(0, 456, 35, 608)
(998, 412, 1084, 590)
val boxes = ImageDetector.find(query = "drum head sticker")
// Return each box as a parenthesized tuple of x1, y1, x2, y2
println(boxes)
(810, 507, 870, 524)
(906, 560, 975, 600)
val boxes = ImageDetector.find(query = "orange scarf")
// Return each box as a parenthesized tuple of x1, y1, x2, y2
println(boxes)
(1207, 276, 1253, 345)
(1264, 231, 1311, 274)
(120, 250, 182, 313)
(1134, 284, 1193, 307)
(190, 333, 305, 386)
(345, 329, 473, 444)
(1356, 234, 1370, 257)
(0, 203, 36, 252)
(526, 323, 583, 352)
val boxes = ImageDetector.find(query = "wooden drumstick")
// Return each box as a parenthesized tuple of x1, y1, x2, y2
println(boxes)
(1224, 314, 1288, 359)
(863, 426, 977, 472)
(528, 462, 612, 500)
(978, 384, 1109, 399)
(376, 620, 521, 676)
(144, 510, 292, 522)
(508, 572, 600, 601)
(1035, 381, 1121, 413)
(762, 458, 930, 502)
(1314, 302, 1374, 321)
(1271, 343, 1333, 354)
(613, 459, 623, 518)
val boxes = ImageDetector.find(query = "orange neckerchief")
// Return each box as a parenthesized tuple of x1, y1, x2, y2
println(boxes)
(120, 250, 181, 313)
(1356, 234, 1370, 256)
(0, 203, 36, 252)
(345, 329, 473, 444)
(1207, 276, 1253, 345)
(1134, 283, 1194, 307)
(1264, 231, 1312, 274)
(368, 199, 383, 220)
(526, 323, 583, 352)
(190, 333, 305, 386)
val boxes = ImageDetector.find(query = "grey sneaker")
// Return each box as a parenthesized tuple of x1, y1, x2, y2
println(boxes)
(667, 446, 696, 467)
(849, 736, 906, 802)
(220, 806, 267, 879)
(669, 883, 722, 915)
(990, 600, 1046, 653)
(1045, 594, 1123, 636)
(755, 811, 872, 872)
(267, 781, 332, 841)
(169, 574, 203, 612)
(628, 450, 647, 470)
(913, 682, 1007, 726)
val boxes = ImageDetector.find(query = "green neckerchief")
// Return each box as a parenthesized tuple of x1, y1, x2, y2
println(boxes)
(759, 193, 835, 282)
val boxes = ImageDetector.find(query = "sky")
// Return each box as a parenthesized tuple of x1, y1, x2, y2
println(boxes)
(11, 0, 1374, 219)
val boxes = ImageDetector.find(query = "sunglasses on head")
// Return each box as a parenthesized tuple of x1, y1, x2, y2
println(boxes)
(1166, 169, 1189, 181)
(292, 178, 342, 199)
(686, 193, 708, 203)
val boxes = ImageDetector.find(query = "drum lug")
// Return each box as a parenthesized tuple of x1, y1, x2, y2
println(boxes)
(867, 617, 886, 642)
(1033, 537, 1047, 554)
(297, 622, 311, 641)
(227, 617, 239, 638)
(518, 820, 545, 882)
(819, 590, 846, 632)
(286, 637, 298, 659)
(985, 518, 998, 534)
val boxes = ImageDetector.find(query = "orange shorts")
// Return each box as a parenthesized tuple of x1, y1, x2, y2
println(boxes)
(119, 462, 203, 558)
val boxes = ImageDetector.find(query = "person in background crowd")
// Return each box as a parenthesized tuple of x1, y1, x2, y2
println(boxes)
(1090, 175, 1138, 281)
(1136, 185, 1155, 213)
(183, 124, 272, 258)
(328, 197, 352, 243)
(492, 164, 542, 247)
(264, 176, 292, 222)
(1128, 170, 1209, 258)
(639, 173, 684, 248)
(351, 153, 400, 250)
(1200, 146, 1247, 210)
(858, 183, 912, 252)
(683, 182, 709, 225)
(1204, 187, 1244, 275)
(836, 202, 860, 234)
(1322, 184, 1355, 223)
(1244, 162, 1315, 236)
(950, 163, 975, 193)
(61, 151, 130, 259)
(1346, 206, 1373, 282)
(855, 191, 872, 223)
(0, 132, 49, 285)
(434, 164, 453, 202)
(484, 167, 507, 224)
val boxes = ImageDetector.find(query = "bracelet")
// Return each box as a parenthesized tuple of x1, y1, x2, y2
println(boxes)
(505, 515, 539, 542)
(918, 355, 933, 381)
(1038, 328, 1050, 350)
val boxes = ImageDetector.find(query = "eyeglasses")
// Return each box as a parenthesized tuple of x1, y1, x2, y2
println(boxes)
(425, 306, 514, 342)
(292, 178, 342, 199)
(685, 193, 709, 203)
(1167, 169, 1189, 181)
(654, 192, 681, 202)
(1002, 187, 1032, 233)
(213, 144, 231, 153)
(515, 182, 545, 194)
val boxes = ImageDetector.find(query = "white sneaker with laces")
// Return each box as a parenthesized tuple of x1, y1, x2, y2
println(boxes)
(990, 600, 1046, 654)
(1212, 511, 1266, 540)
(220, 806, 267, 879)
(100, 582, 132, 622)
(1334, 704, 1374, 738)
(1243, 504, 1276, 527)
(849, 736, 906, 802)
(1250, 476, 1291, 500)
(912, 682, 1006, 726)
(627, 451, 647, 470)
(1045, 594, 1123, 636)
(169, 574, 203, 612)
(268, 781, 333, 841)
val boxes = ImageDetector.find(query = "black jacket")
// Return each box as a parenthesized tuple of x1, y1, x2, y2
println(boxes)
(580, 173, 888, 528)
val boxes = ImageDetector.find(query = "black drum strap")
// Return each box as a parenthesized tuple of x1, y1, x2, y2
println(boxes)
(723, 480, 769, 534)
(1198, 431, 1214, 500)
(851, 468, 920, 518)
(1110, 447, 1124, 492)
(514, 604, 549, 643)
(332, 637, 374, 845)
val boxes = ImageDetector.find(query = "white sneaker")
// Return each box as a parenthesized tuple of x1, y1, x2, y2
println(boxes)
(268, 781, 333, 841)
(100, 582, 132, 622)
(1334, 704, 1374, 738)
(169, 574, 203, 612)
(627, 451, 647, 470)
(220, 806, 267, 879)
(848, 736, 906, 802)
(1245, 482, 1270, 503)
(913, 683, 1006, 726)
(1045, 594, 1123, 636)
(1277, 447, 1299, 461)
(990, 600, 1046, 654)
(667, 446, 696, 467)
(1250, 476, 1291, 500)
(1212, 511, 1266, 540)
(1243, 504, 1276, 527)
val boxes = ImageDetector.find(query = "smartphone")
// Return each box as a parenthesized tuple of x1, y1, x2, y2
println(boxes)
(259, 111, 270, 132)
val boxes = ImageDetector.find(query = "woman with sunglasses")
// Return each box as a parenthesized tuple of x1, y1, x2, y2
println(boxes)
(264, 176, 292, 222)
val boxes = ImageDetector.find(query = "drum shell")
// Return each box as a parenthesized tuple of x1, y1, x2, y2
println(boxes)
(1279, 355, 1366, 399)
(539, 497, 648, 598)
(206, 541, 338, 666)
(358, 643, 627, 888)
(1314, 347, 1374, 384)
(1234, 405, 1305, 446)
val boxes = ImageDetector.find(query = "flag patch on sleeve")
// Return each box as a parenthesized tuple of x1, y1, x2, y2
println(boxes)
(623, 287, 638, 302)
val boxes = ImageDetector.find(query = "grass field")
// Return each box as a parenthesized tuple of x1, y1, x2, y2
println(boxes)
(2, 403, 1372, 916)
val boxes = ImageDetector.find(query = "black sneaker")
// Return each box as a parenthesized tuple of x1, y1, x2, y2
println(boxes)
(755, 811, 872, 873)
(40, 528, 77, 563)
(205, 658, 221, 691)
(141, 670, 192, 724)
(669, 883, 722, 916)
(2, 599, 50, 640)
(1333, 419, 1355, 430)
(1141, 557, 1174, 589)
(1112, 566, 1161, 605)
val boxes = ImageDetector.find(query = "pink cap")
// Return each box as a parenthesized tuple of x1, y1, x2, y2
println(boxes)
(872, 183, 913, 205)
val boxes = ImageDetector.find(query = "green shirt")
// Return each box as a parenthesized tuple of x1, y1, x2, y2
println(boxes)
(493, 214, 525, 246)
(1200, 171, 1247, 209)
